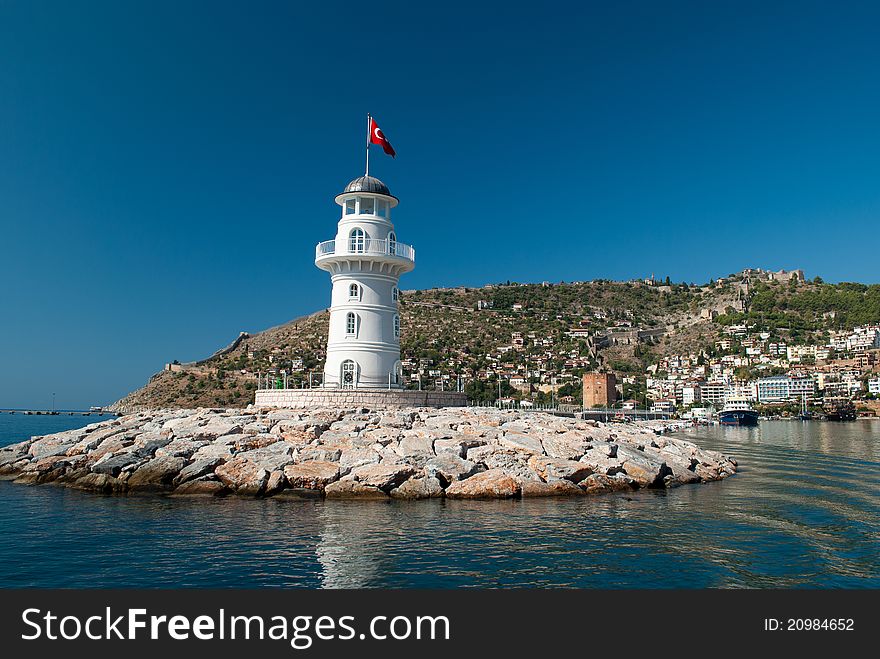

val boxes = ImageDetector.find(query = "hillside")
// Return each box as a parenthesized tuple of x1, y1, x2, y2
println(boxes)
(111, 272, 880, 411)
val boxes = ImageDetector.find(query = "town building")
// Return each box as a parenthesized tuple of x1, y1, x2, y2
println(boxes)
(582, 372, 617, 408)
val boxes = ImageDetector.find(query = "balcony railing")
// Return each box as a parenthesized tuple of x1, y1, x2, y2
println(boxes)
(315, 238, 415, 262)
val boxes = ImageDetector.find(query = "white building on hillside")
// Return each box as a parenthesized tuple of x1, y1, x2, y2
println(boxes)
(315, 175, 415, 388)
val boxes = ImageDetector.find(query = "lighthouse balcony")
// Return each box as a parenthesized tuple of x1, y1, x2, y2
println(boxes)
(315, 239, 415, 265)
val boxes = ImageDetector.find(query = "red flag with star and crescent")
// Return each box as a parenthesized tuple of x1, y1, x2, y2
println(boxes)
(369, 117, 396, 158)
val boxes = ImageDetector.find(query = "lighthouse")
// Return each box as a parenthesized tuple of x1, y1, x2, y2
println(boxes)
(315, 175, 415, 389)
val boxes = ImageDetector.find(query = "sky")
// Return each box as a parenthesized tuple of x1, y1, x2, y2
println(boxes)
(2, 0, 879, 409)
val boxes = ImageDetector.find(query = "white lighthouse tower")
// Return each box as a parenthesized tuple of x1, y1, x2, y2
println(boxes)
(315, 175, 415, 389)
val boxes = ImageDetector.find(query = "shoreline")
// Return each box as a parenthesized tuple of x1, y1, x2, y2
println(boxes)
(0, 407, 737, 500)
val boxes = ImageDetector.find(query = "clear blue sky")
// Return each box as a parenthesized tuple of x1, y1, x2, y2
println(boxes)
(2, 0, 879, 409)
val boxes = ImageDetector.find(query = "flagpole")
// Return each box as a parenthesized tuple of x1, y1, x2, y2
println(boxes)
(365, 113, 371, 177)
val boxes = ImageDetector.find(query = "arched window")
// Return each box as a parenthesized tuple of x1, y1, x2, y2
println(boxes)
(341, 360, 357, 389)
(393, 360, 403, 385)
(349, 228, 365, 253)
(393, 314, 400, 338)
(346, 312, 357, 336)
(348, 283, 360, 300)
(388, 231, 397, 255)
(392, 286, 399, 303)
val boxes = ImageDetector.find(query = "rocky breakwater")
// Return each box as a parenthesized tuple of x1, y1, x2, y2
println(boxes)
(0, 408, 736, 499)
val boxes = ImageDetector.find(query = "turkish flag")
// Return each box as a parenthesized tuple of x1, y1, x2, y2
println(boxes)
(369, 118, 396, 158)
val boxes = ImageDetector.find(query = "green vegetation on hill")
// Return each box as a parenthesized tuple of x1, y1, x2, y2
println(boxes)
(716, 280, 880, 340)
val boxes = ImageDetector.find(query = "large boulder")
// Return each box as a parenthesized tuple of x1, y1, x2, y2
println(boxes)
(424, 453, 482, 484)
(578, 473, 637, 495)
(156, 438, 207, 459)
(445, 469, 520, 499)
(498, 431, 544, 455)
(338, 447, 381, 473)
(29, 432, 83, 460)
(348, 463, 416, 491)
(215, 456, 269, 495)
(579, 447, 624, 475)
(527, 456, 593, 483)
(324, 479, 388, 500)
(283, 462, 340, 490)
(390, 476, 443, 499)
(616, 445, 671, 487)
(173, 476, 227, 496)
(235, 442, 295, 472)
(541, 432, 591, 460)
(394, 434, 435, 460)
(72, 472, 128, 494)
(126, 456, 188, 489)
(174, 458, 224, 485)
(521, 479, 584, 497)
(91, 452, 145, 477)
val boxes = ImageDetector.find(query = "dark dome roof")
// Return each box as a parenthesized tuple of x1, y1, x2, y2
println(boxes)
(343, 175, 391, 196)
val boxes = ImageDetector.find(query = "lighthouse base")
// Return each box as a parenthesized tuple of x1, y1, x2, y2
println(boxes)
(254, 388, 467, 410)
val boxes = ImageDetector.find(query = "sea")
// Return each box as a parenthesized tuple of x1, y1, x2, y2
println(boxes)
(0, 413, 878, 588)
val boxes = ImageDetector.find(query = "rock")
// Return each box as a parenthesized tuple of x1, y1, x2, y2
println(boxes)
(72, 472, 128, 494)
(477, 451, 540, 482)
(230, 433, 278, 452)
(283, 461, 340, 490)
(264, 470, 287, 496)
(127, 456, 188, 489)
(498, 431, 544, 455)
(528, 455, 594, 483)
(578, 473, 637, 495)
(132, 432, 172, 455)
(616, 445, 671, 487)
(579, 447, 624, 475)
(434, 437, 486, 457)
(190, 443, 235, 462)
(29, 432, 82, 460)
(423, 414, 461, 430)
(445, 469, 520, 499)
(338, 447, 381, 473)
(349, 463, 416, 491)
(541, 433, 590, 460)
(156, 439, 207, 459)
(390, 476, 444, 499)
(88, 437, 132, 461)
(67, 426, 121, 456)
(521, 479, 584, 497)
(91, 452, 145, 477)
(174, 458, 224, 485)
(424, 453, 482, 484)
(235, 442, 295, 472)
(173, 477, 228, 496)
(394, 434, 435, 460)
(324, 479, 388, 500)
(184, 421, 243, 441)
(215, 456, 269, 495)
(298, 447, 342, 463)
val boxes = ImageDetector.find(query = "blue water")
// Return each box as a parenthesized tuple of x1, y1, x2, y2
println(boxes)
(1, 414, 879, 588)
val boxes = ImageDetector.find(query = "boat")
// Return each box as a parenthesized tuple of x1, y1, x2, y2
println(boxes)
(89, 406, 104, 413)
(719, 398, 759, 426)
(823, 397, 856, 421)
(798, 394, 813, 421)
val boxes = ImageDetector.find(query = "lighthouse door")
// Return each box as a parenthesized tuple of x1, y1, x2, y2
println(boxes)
(341, 360, 357, 389)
